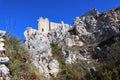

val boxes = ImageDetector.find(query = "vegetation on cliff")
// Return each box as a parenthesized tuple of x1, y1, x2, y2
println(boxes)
(4, 35, 40, 80)
(85, 40, 120, 80)
(50, 34, 120, 80)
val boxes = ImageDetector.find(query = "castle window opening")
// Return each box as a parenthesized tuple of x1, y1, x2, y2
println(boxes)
(42, 28, 44, 32)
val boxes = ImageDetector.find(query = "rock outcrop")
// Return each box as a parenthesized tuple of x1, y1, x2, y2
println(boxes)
(48, 22, 72, 44)
(24, 6, 120, 79)
(73, 7, 120, 44)
(24, 28, 59, 78)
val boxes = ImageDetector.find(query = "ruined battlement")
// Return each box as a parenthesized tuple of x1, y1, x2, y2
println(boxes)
(37, 17, 71, 34)
(24, 17, 72, 41)
(50, 22, 61, 30)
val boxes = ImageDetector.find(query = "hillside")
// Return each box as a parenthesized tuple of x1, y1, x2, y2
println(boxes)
(23, 6, 120, 80)
(0, 6, 120, 80)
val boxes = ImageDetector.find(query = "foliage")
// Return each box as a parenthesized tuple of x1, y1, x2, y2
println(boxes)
(51, 44, 88, 80)
(50, 37, 120, 80)
(85, 40, 120, 80)
(4, 35, 120, 79)
(5, 35, 40, 80)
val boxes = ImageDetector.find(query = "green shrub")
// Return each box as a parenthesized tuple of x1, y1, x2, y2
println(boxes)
(4, 35, 40, 80)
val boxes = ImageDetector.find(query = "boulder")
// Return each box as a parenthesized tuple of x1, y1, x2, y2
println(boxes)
(0, 64, 9, 75)
(24, 27, 37, 42)
(0, 30, 6, 38)
(0, 57, 9, 63)
(0, 45, 6, 51)
(48, 59, 59, 77)
(64, 38, 75, 47)
(0, 38, 5, 42)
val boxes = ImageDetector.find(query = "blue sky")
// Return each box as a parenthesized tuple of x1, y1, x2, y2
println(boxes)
(0, 0, 120, 40)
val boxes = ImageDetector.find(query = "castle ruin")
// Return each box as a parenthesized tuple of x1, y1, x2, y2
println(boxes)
(24, 17, 71, 41)
(37, 17, 70, 34)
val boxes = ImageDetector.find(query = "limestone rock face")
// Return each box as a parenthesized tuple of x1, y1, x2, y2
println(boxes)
(73, 8, 120, 44)
(0, 30, 6, 38)
(24, 7, 120, 78)
(74, 17, 88, 35)
(64, 38, 75, 47)
(0, 57, 9, 63)
(24, 28, 59, 78)
(48, 59, 59, 77)
(48, 23, 72, 44)
(24, 27, 37, 41)
(0, 64, 9, 75)
(61, 47, 90, 64)
(64, 37, 84, 47)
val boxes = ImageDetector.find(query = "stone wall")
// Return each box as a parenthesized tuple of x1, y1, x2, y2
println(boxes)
(38, 17, 49, 34)
(37, 17, 71, 34)
(50, 22, 61, 30)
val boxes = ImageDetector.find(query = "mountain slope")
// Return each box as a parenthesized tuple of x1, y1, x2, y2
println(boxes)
(22, 6, 120, 80)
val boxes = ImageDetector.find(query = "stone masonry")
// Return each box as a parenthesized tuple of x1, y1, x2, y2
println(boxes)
(38, 17, 71, 34)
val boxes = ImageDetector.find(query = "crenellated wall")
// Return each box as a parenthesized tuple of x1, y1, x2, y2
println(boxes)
(49, 22, 61, 30)
(38, 17, 50, 34)
(37, 17, 71, 34)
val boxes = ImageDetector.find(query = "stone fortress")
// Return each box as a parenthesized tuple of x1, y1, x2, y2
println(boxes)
(24, 17, 71, 41)
(38, 17, 71, 34)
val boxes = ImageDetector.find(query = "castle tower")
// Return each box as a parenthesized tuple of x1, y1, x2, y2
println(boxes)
(38, 17, 50, 34)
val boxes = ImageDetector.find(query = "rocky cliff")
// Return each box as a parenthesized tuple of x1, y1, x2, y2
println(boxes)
(24, 6, 120, 79)
(24, 29, 59, 78)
